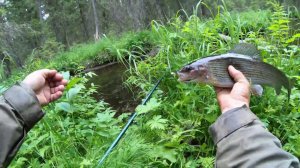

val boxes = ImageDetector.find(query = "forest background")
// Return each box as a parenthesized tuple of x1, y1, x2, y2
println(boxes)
(0, 0, 299, 75)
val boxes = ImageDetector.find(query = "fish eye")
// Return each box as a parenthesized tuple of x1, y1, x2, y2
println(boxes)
(182, 66, 193, 72)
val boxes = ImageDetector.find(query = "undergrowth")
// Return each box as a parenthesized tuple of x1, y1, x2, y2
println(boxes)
(112, 2, 300, 167)
(9, 2, 300, 168)
(3, 30, 155, 85)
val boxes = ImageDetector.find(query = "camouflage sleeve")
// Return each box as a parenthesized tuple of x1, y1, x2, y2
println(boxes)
(209, 105, 300, 168)
(0, 83, 44, 168)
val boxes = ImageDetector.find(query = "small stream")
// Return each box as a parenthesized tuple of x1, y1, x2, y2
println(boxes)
(87, 63, 138, 115)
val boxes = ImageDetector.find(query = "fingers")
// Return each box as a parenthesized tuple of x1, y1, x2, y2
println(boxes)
(53, 73, 64, 81)
(46, 70, 68, 88)
(50, 85, 65, 94)
(50, 91, 63, 102)
(60, 79, 68, 86)
(49, 85, 65, 102)
(228, 65, 250, 106)
(48, 70, 67, 102)
(40, 69, 63, 81)
(214, 86, 222, 93)
(228, 65, 249, 85)
(214, 86, 231, 104)
(47, 72, 63, 82)
(214, 66, 251, 114)
(214, 86, 230, 95)
(40, 69, 57, 78)
(49, 79, 68, 87)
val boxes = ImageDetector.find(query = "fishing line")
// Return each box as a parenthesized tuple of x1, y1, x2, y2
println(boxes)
(96, 77, 163, 167)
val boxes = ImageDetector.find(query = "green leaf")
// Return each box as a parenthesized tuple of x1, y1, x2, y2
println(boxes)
(96, 111, 115, 122)
(286, 33, 300, 43)
(61, 71, 70, 81)
(197, 157, 215, 168)
(150, 146, 177, 163)
(136, 98, 160, 115)
(38, 146, 50, 158)
(67, 86, 82, 101)
(169, 33, 178, 38)
(146, 115, 168, 130)
(85, 72, 96, 78)
(27, 134, 49, 150)
(56, 102, 72, 113)
(80, 159, 92, 168)
(66, 77, 82, 90)
(97, 130, 111, 137)
(13, 157, 27, 167)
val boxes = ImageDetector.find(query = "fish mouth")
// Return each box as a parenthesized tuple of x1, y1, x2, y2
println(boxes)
(177, 76, 195, 83)
(182, 79, 193, 82)
(177, 71, 195, 82)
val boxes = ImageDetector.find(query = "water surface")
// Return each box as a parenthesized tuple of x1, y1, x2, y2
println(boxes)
(87, 63, 138, 115)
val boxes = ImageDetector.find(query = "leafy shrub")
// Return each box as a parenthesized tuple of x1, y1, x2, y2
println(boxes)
(11, 72, 125, 167)
(121, 2, 300, 167)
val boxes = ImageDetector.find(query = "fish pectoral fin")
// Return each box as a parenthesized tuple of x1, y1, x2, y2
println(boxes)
(251, 84, 263, 96)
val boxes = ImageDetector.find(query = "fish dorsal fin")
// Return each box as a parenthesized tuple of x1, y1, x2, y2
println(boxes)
(229, 43, 261, 60)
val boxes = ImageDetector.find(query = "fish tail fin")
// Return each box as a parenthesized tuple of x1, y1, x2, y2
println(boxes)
(275, 85, 282, 95)
(279, 78, 292, 101)
(287, 78, 295, 101)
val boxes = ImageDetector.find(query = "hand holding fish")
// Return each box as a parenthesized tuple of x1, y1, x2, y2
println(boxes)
(177, 44, 291, 99)
(215, 65, 250, 113)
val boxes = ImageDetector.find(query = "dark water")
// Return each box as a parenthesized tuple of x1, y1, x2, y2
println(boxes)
(87, 63, 138, 114)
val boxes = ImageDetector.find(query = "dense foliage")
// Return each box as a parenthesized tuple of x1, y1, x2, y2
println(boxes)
(5, 2, 300, 168)
(119, 3, 300, 167)
(0, 0, 299, 78)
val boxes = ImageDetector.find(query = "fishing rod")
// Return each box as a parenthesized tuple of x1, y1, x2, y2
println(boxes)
(96, 77, 163, 167)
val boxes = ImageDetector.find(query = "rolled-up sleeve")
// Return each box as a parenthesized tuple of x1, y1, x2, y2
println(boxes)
(209, 105, 300, 168)
(0, 83, 44, 168)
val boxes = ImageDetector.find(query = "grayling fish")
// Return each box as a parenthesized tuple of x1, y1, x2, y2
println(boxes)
(177, 43, 291, 98)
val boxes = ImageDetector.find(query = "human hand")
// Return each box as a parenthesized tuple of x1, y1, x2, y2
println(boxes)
(22, 69, 68, 106)
(215, 65, 250, 113)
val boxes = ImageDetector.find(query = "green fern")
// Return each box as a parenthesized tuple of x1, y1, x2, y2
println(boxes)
(268, 1, 290, 45)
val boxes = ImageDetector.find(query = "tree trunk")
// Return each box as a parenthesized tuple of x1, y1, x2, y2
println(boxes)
(77, 0, 89, 41)
(35, 0, 43, 22)
(35, 0, 45, 45)
(91, 0, 100, 41)
(62, 3, 70, 48)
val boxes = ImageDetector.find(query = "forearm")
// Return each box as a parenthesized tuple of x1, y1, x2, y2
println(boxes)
(209, 105, 300, 168)
(0, 83, 44, 167)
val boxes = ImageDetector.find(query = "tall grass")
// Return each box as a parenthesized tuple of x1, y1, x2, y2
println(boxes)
(120, 3, 300, 167)
(9, 3, 300, 168)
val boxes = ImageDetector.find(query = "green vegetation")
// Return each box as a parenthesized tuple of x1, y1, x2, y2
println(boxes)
(4, 31, 155, 84)
(7, 2, 300, 168)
